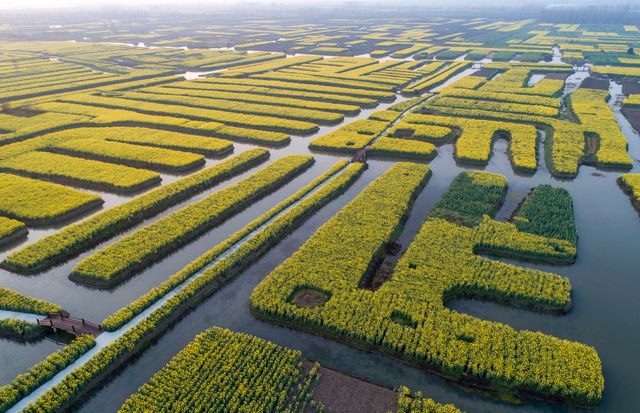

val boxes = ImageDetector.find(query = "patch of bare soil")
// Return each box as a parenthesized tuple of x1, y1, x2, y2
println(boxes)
(368, 260, 395, 291)
(363, 242, 403, 291)
(307, 363, 398, 413)
(292, 289, 329, 308)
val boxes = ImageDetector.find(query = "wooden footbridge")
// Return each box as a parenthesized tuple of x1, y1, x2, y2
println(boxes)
(37, 313, 103, 337)
(352, 149, 367, 163)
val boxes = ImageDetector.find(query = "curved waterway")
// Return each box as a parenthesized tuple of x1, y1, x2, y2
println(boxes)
(2, 69, 640, 412)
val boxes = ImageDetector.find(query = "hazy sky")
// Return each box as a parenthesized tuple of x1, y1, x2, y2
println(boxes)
(0, 0, 599, 11)
(2, 0, 381, 10)
(0, 0, 278, 10)
(3, 0, 637, 11)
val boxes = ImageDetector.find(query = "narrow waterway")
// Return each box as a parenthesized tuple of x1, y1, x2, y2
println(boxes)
(0, 94, 401, 384)
(77, 135, 640, 413)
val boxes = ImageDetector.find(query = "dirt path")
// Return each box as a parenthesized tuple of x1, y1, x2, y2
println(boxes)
(309, 363, 397, 413)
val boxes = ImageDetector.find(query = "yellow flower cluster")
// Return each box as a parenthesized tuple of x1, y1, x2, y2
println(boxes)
(251, 170, 603, 407)
(0, 318, 42, 338)
(118, 90, 345, 125)
(479, 67, 565, 97)
(62, 126, 232, 156)
(0, 69, 163, 102)
(368, 137, 436, 160)
(387, 122, 454, 143)
(51, 138, 205, 172)
(402, 61, 471, 95)
(102, 160, 362, 331)
(618, 173, 640, 212)
(388, 94, 433, 112)
(475, 217, 576, 265)
(440, 87, 561, 108)
(197, 75, 394, 101)
(0, 151, 161, 193)
(416, 96, 630, 177)
(592, 66, 640, 78)
(431, 95, 558, 117)
(71, 155, 313, 287)
(0, 287, 62, 315)
(21, 162, 364, 412)
(254, 70, 395, 94)
(0, 173, 102, 225)
(623, 94, 640, 108)
(444, 75, 486, 90)
(309, 118, 389, 152)
(27, 101, 289, 147)
(171, 78, 377, 107)
(0, 217, 26, 246)
(570, 88, 632, 169)
(396, 386, 462, 413)
(403, 113, 538, 173)
(220, 54, 321, 77)
(143, 84, 361, 115)
(3, 149, 268, 274)
(59, 93, 319, 134)
(118, 327, 305, 412)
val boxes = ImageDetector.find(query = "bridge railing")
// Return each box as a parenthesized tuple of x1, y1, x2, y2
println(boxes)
(37, 312, 102, 332)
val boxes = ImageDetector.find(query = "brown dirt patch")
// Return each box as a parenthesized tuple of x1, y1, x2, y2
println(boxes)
(291, 289, 329, 308)
(307, 363, 397, 413)
(368, 261, 395, 291)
